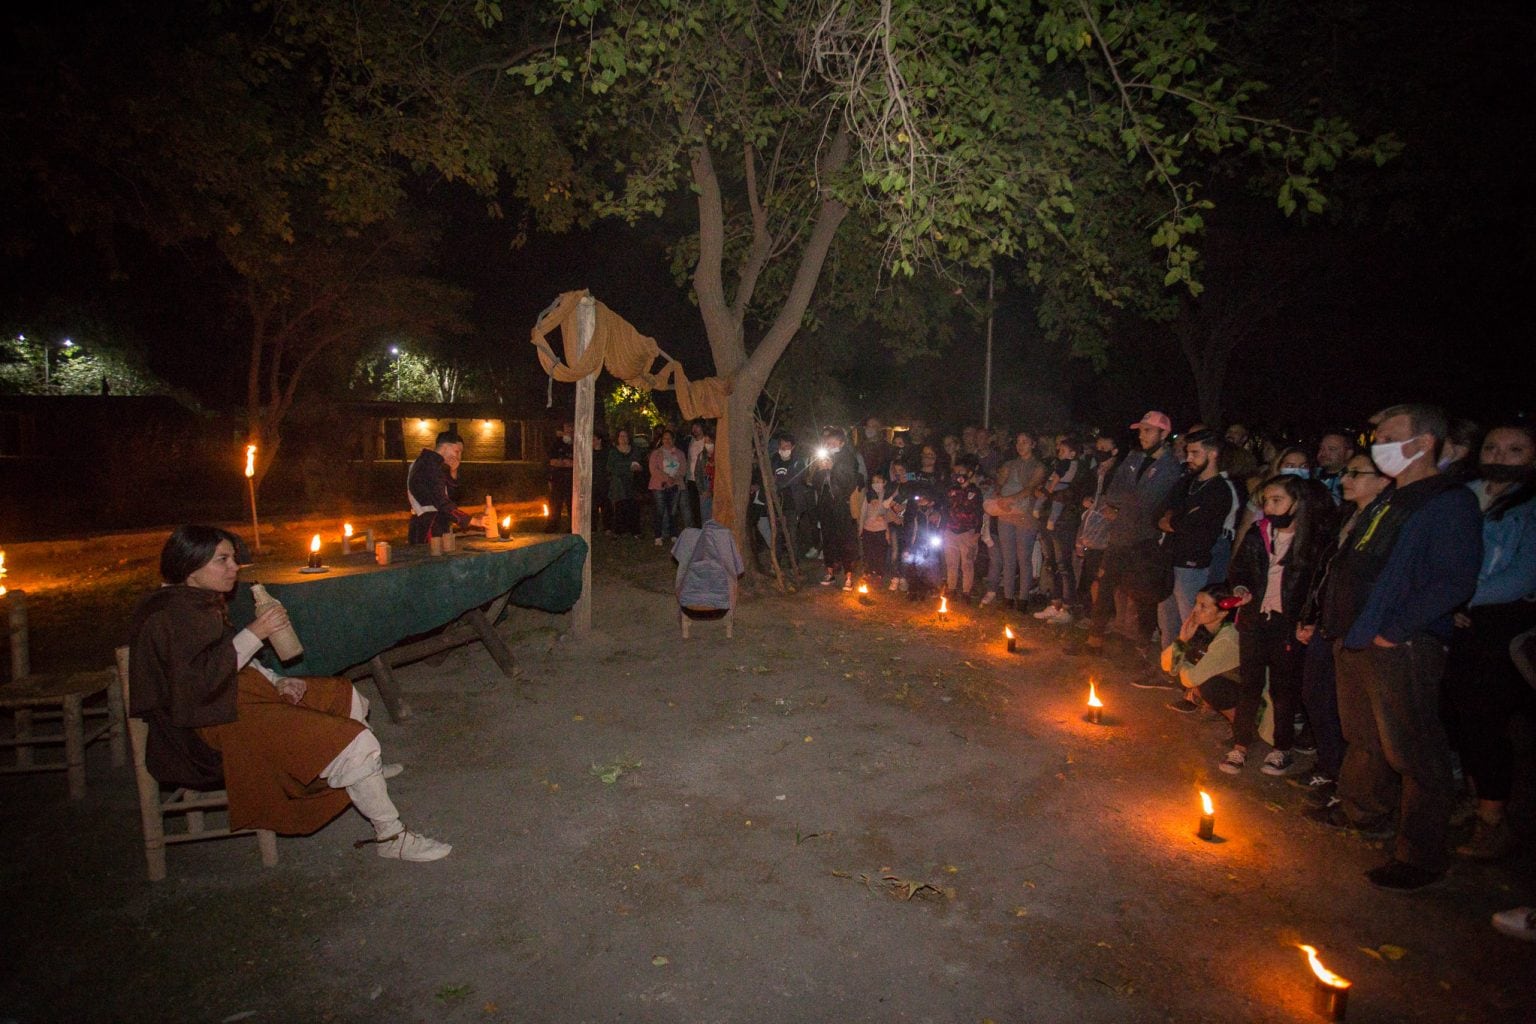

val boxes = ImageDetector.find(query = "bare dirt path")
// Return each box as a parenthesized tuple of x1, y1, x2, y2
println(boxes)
(2, 533, 1532, 1023)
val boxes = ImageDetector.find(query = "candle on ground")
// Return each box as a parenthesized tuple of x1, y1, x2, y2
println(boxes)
(1299, 945, 1351, 1021)
(1086, 679, 1104, 725)
(1197, 790, 1216, 840)
(1005, 625, 1017, 653)
(937, 595, 949, 620)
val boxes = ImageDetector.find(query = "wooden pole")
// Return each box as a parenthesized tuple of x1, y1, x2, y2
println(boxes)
(6, 589, 29, 682)
(570, 296, 597, 635)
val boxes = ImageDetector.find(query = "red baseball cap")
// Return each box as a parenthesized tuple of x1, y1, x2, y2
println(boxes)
(1130, 411, 1173, 433)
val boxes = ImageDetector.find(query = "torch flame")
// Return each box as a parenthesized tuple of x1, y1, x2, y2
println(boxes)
(542, 502, 550, 517)
(343, 523, 354, 538)
(502, 515, 512, 531)
(938, 596, 949, 614)
(857, 581, 869, 594)
(309, 534, 321, 554)
(0, 548, 7, 597)
(1199, 790, 1214, 816)
(1087, 680, 1104, 708)
(1004, 625, 1015, 639)
(1298, 945, 1350, 990)
(244, 444, 256, 478)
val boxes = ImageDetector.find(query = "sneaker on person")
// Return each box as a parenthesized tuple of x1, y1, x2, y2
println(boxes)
(1260, 750, 1295, 776)
(375, 828, 452, 862)
(1218, 746, 1246, 774)
(1032, 604, 1057, 620)
(1045, 607, 1074, 625)
(979, 590, 997, 606)
(1366, 859, 1444, 893)
(1130, 672, 1180, 690)
(1492, 906, 1536, 942)
(1303, 803, 1394, 840)
(819, 571, 836, 586)
(898, 578, 909, 592)
(842, 572, 854, 591)
(1457, 816, 1514, 861)
(1303, 782, 1340, 807)
(888, 577, 900, 592)
(1166, 695, 1200, 714)
(1288, 771, 1333, 792)
(804, 547, 821, 560)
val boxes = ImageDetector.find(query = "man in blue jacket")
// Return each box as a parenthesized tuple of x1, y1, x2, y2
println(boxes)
(1309, 403, 1482, 892)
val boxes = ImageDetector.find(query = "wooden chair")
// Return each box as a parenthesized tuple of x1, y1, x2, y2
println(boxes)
(115, 646, 277, 881)
(1, 591, 126, 799)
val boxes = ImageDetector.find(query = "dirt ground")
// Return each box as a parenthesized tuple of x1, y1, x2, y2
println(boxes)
(2, 522, 1533, 1024)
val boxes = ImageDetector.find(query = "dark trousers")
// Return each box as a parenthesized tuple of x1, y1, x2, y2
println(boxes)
(1234, 614, 1306, 749)
(1074, 548, 1105, 615)
(859, 529, 890, 577)
(819, 497, 857, 574)
(1040, 525, 1078, 604)
(1090, 542, 1160, 640)
(1301, 635, 1346, 779)
(546, 476, 573, 532)
(1336, 639, 1454, 873)
(612, 496, 642, 536)
(1444, 601, 1536, 803)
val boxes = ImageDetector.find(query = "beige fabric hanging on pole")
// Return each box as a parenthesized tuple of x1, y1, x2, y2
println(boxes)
(530, 290, 737, 528)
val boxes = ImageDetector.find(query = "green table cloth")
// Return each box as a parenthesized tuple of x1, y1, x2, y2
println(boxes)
(228, 534, 587, 676)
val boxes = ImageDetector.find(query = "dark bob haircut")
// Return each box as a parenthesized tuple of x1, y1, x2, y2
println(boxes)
(160, 525, 250, 584)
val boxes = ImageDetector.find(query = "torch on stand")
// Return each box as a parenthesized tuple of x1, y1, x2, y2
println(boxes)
(244, 444, 263, 554)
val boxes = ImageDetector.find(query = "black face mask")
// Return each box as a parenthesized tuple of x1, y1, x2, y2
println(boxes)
(1268, 512, 1296, 529)
(1479, 462, 1534, 483)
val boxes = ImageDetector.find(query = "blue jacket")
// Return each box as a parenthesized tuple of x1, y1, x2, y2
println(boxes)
(1344, 482, 1482, 648)
(1469, 483, 1536, 607)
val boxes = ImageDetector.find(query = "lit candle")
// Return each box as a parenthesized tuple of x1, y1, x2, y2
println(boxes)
(937, 595, 949, 620)
(342, 522, 354, 554)
(501, 515, 512, 535)
(0, 548, 8, 597)
(307, 534, 322, 569)
(1005, 625, 1017, 653)
(1197, 790, 1215, 840)
(1086, 679, 1104, 725)
(542, 501, 551, 518)
(1299, 944, 1351, 1021)
(857, 580, 869, 595)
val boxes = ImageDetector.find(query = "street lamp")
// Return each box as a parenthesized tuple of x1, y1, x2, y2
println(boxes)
(389, 346, 403, 400)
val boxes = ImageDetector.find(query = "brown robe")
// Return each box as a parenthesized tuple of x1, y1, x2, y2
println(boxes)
(130, 586, 360, 835)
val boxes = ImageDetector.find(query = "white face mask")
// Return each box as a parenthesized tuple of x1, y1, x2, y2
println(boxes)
(1279, 466, 1310, 479)
(1371, 438, 1424, 478)
(778, 448, 792, 459)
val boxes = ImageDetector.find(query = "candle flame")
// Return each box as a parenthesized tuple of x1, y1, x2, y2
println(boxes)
(1199, 790, 1213, 816)
(857, 582, 869, 594)
(0, 549, 6, 597)
(1004, 625, 1015, 639)
(502, 515, 512, 530)
(1087, 680, 1104, 708)
(343, 523, 354, 538)
(244, 444, 256, 478)
(1298, 945, 1350, 990)
(542, 502, 550, 517)
(309, 534, 321, 553)
(939, 596, 949, 614)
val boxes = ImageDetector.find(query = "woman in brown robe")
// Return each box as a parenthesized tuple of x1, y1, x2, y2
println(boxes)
(129, 525, 450, 862)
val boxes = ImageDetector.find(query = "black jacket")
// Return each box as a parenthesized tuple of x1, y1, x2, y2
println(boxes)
(1160, 473, 1239, 568)
(1229, 520, 1318, 628)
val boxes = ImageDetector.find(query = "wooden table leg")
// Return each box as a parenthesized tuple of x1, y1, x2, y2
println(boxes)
(15, 708, 33, 768)
(466, 608, 517, 680)
(64, 694, 86, 800)
(369, 655, 413, 723)
(107, 665, 127, 767)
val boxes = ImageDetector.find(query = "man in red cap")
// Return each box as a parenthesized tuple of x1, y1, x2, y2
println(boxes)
(1076, 411, 1182, 659)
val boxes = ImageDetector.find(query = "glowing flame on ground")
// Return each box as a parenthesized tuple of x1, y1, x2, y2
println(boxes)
(502, 516, 512, 531)
(0, 548, 7, 596)
(857, 582, 869, 594)
(1087, 680, 1104, 709)
(542, 502, 550, 517)
(1199, 790, 1214, 816)
(1004, 625, 1015, 639)
(244, 444, 256, 478)
(938, 596, 949, 615)
(1299, 945, 1350, 990)
(309, 534, 321, 554)
(343, 523, 354, 538)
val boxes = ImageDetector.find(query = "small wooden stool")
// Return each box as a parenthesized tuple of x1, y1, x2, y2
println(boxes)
(0, 668, 127, 799)
(679, 606, 733, 639)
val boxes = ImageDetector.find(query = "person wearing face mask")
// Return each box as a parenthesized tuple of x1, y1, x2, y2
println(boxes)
(1220, 475, 1322, 776)
(1292, 452, 1393, 803)
(762, 434, 810, 567)
(942, 456, 985, 601)
(810, 427, 862, 589)
(545, 421, 576, 533)
(1315, 431, 1357, 504)
(1308, 403, 1482, 893)
(1441, 422, 1536, 861)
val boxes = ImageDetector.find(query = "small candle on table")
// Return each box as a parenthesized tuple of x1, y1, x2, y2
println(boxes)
(501, 515, 512, 535)
(342, 522, 354, 554)
(1086, 679, 1104, 725)
(307, 534, 322, 569)
(1197, 790, 1216, 840)
(1299, 944, 1351, 1021)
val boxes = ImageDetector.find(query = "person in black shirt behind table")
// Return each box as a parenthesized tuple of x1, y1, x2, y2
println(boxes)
(546, 421, 575, 532)
(407, 430, 484, 544)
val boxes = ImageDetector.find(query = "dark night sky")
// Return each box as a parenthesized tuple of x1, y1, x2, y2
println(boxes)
(3, 2, 1530, 438)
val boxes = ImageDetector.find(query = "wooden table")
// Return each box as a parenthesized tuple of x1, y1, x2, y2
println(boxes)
(228, 534, 587, 722)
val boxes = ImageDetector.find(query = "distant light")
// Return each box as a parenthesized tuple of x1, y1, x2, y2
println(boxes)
(417, 418, 428, 427)
(390, 346, 401, 356)
(62, 339, 74, 348)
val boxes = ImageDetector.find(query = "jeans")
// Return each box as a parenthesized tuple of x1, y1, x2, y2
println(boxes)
(652, 486, 681, 539)
(1301, 635, 1345, 779)
(1335, 639, 1454, 873)
(1039, 524, 1077, 605)
(1158, 566, 1209, 650)
(997, 519, 1039, 599)
(1207, 533, 1233, 584)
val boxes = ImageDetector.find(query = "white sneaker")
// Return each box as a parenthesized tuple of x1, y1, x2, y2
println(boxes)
(1046, 608, 1074, 625)
(653, 537, 663, 547)
(887, 577, 900, 592)
(980, 591, 997, 606)
(1032, 605, 1058, 620)
(898, 578, 909, 592)
(381, 763, 404, 780)
(804, 548, 820, 560)
(842, 572, 854, 591)
(376, 828, 452, 862)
